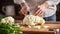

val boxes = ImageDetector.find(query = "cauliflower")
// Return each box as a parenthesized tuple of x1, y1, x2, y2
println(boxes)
(23, 15, 35, 25)
(23, 15, 45, 26)
(1, 16, 14, 24)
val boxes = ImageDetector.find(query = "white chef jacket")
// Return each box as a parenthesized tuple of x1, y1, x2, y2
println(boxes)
(14, 0, 60, 17)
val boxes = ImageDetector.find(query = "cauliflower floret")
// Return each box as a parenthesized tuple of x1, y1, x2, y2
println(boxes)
(35, 16, 45, 25)
(1, 16, 14, 24)
(23, 15, 45, 26)
(23, 15, 35, 25)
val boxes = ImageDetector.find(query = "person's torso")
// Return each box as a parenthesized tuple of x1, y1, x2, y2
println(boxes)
(25, 0, 56, 17)
(26, 0, 47, 8)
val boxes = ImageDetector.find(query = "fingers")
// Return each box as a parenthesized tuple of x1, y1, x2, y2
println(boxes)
(33, 7, 40, 15)
(34, 8, 43, 16)
(34, 6, 40, 11)
(21, 7, 29, 15)
(33, 8, 41, 16)
(37, 9, 43, 16)
(20, 8, 25, 14)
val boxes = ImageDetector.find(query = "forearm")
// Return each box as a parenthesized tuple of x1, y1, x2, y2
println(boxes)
(20, 2, 28, 7)
(40, 0, 60, 9)
(40, 2, 48, 9)
(14, 0, 28, 10)
(46, 0, 60, 6)
(20, 2, 30, 12)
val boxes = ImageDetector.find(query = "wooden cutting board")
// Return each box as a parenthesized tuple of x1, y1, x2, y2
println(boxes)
(21, 26, 56, 34)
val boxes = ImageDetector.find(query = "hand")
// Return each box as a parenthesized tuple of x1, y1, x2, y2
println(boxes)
(19, 3, 30, 15)
(21, 6, 30, 15)
(33, 6, 44, 16)
(33, 2, 48, 16)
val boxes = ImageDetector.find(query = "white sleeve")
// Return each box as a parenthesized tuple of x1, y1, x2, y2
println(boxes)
(46, 0, 60, 5)
(43, 0, 60, 17)
(14, 0, 25, 4)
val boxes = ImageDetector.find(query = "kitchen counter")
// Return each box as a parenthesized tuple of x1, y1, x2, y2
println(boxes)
(15, 20, 60, 34)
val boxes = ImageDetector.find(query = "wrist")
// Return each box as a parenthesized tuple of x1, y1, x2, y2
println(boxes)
(40, 2, 48, 8)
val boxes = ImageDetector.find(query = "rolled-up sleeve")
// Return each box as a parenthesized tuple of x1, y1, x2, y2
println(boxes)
(46, 0, 60, 5)
(14, 0, 25, 4)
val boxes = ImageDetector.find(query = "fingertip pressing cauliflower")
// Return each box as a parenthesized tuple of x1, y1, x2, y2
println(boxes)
(23, 15, 45, 26)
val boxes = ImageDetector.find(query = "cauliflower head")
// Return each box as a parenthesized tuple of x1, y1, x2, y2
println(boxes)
(1, 16, 14, 24)
(23, 15, 45, 26)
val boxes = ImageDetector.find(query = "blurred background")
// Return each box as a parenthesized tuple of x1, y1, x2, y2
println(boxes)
(0, 0, 60, 21)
